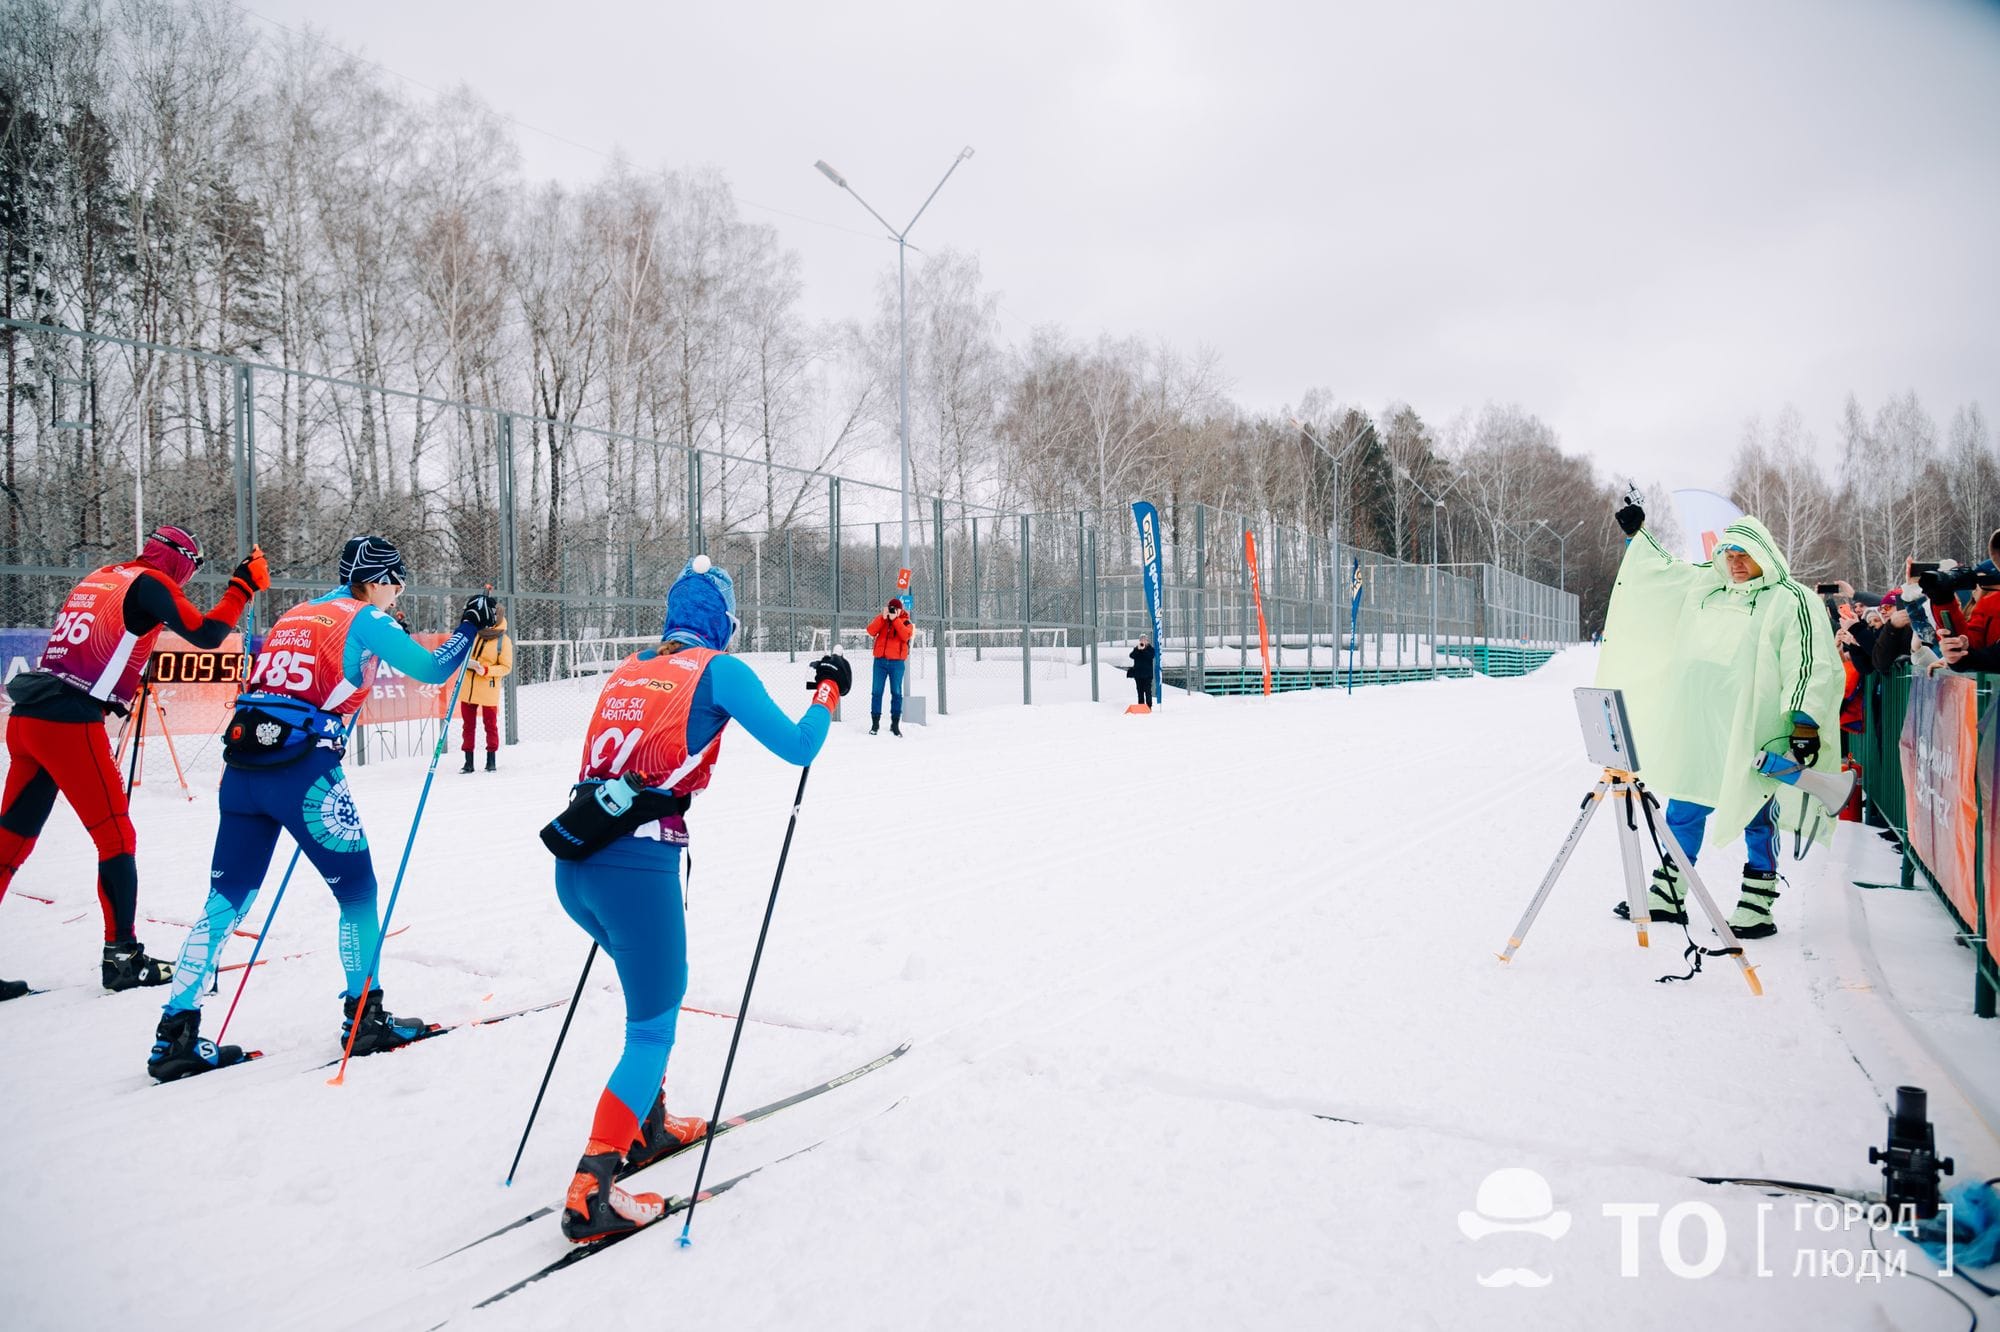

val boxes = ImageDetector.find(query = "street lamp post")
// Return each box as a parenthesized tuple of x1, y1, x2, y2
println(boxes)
(815, 149, 974, 590)
(1291, 416, 1373, 663)
(1396, 466, 1463, 678)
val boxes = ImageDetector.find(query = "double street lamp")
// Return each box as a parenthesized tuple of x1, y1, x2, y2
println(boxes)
(814, 148, 975, 588)
(1396, 465, 1464, 676)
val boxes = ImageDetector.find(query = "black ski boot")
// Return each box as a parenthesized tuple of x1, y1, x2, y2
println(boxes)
(148, 1008, 249, 1082)
(869, 714, 880, 735)
(626, 1089, 708, 1171)
(561, 1150, 665, 1244)
(102, 940, 174, 992)
(460, 751, 475, 774)
(340, 988, 433, 1055)
(0, 978, 30, 1002)
(890, 716, 902, 737)
(485, 751, 496, 773)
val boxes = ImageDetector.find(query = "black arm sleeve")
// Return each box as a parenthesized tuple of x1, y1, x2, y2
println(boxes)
(124, 572, 238, 649)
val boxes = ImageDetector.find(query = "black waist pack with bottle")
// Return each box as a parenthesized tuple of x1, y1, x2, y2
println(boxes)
(541, 774, 692, 860)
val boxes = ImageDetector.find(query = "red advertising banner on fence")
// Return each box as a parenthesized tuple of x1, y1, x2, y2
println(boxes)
(1898, 671, 1981, 927)
(1984, 690, 1998, 971)
(357, 633, 456, 725)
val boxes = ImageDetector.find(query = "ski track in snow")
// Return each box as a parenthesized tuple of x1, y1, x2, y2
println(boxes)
(1, 649, 1994, 1332)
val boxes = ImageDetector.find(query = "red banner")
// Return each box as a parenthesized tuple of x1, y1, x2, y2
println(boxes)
(1898, 672, 1981, 926)
(1244, 530, 1273, 696)
(357, 633, 456, 725)
(1983, 691, 1998, 971)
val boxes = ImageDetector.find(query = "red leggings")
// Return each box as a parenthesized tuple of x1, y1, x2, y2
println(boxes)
(1, 715, 142, 942)
(459, 701, 498, 753)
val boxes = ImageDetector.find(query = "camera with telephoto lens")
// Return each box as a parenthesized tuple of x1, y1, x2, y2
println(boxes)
(1868, 1085, 1954, 1220)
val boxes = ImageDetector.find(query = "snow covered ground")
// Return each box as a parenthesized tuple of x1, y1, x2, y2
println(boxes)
(1, 648, 1994, 1331)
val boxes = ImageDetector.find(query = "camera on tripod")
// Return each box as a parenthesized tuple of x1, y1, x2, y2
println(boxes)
(1869, 1085, 1955, 1220)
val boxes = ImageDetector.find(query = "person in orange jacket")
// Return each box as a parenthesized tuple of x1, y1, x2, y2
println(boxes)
(866, 597, 914, 736)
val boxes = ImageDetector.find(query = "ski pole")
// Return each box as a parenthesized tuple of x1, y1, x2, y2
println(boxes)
(678, 764, 812, 1248)
(502, 942, 598, 1187)
(328, 664, 468, 1086)
(214, 846, 303, 1041)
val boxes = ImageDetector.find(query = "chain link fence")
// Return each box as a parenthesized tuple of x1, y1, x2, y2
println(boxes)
(2, 319, 1580, 776)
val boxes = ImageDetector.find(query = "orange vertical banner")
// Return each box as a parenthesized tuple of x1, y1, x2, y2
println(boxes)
(1898, 672, 1981, 926)
(1244, 530, 1273, 696)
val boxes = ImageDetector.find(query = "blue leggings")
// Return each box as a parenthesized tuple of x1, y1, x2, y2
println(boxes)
(870, 658, 906, 718)
(555, 838, 688, 1122)
(163, 749, 382, 1014)
(1664, 798, 1779, 875)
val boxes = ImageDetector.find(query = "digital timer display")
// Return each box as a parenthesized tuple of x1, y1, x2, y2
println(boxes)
(147, 650, 250, 685)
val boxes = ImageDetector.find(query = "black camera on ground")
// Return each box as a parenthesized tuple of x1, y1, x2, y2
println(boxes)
(1868, 1085, 1954, 1220)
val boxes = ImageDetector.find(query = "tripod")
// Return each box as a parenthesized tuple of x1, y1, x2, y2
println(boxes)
(113, 668, 194, 802)
(1497, 767, 1762, 995)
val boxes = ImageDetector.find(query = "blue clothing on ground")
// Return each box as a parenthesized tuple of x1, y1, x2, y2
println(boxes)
(164, 746, 383, 1013)
(1664, 797, 1778, 874)
(556, 647, 830, 1122)
(870, 658, 906, 718)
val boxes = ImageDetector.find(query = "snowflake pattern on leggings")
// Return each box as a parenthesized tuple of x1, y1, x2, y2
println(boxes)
(303, 772, 368, 852)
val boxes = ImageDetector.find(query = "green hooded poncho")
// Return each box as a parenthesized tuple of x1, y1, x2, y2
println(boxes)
(1595, 515, 1843, 851)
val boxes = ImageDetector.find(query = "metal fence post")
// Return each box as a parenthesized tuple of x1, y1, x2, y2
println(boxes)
(1088, 528, 1099, 702)
(1076, 509, 1088, 664)
(1194, 503, 1207, 694)
(785, 528, 796, 663)
(971, 515, 982, 660)
(688, 449, 705, 557)
(1019, 513, 1032, 705)
(497, 411, 522, 746)
(933, 496, 948, 716)
(829, 476, 841, 650)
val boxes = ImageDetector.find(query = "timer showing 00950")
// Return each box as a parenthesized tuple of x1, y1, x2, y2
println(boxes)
(147, 650, 250, 684)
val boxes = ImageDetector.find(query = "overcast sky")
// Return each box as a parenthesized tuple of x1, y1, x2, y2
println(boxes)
(249, 0, 2000, 491)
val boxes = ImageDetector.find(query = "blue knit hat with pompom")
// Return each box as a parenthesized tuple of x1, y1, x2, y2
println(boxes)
(663, 555, 737, 649)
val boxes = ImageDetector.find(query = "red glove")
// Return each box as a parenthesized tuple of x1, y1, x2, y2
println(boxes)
(230, 546, 270, 598)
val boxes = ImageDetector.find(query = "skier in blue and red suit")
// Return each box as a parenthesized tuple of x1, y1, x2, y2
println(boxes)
(144, 535, 499, 1081)
(0, 525, 269, 1000)
(556, 555, 851, 1243)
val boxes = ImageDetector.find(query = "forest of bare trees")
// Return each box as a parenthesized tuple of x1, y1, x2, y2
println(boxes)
(3, 0, 1993, 634)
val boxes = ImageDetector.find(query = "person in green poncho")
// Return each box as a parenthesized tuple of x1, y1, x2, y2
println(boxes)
(1595, 492, 1842, 938)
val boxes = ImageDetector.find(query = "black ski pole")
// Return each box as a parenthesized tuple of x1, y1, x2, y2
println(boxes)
(678, 764, 812, 1248)
(503, 941, 598, 1187)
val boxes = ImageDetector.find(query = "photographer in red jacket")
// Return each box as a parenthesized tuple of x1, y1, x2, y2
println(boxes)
(866, 597, 915, 736)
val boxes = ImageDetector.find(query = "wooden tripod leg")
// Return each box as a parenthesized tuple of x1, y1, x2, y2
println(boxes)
(1611, 782, 1652, 948)
(1499, 782, 1611, 964)
(1654, 817, 1763, 996)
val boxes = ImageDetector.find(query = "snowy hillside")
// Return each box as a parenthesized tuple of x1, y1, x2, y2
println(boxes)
(1, 649, 1993, 1331)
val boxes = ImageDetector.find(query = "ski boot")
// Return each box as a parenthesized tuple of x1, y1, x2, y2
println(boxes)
(485, 751, 496, 773)
(625, 1090, 708, 1172)
(340, 988, 433, 1055)
(1612, 865, 1686, 924)
(869, 714, 880, 735)
(0, 979, 30, 1002)
(890, 716, 902, 737)
(103, 940, 174, 992)
(561, 1150, 665, 1244)
(148, 1008, 250, 1082)
(460, 751, 475, 774)
(1727, 868, 1780, 940)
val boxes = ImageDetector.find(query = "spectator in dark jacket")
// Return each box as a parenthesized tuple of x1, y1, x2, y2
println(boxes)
(1125, 637, 1156, 707)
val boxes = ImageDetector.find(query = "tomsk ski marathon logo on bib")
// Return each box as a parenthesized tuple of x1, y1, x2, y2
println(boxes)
(304, 773, 368, 852)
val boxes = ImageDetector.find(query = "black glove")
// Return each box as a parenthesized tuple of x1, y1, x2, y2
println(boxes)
(806, 653, 853, 697)
(462, 593, 498, 629)
(1614, 502, 1645, 537)
(1788, 718, 1821, 767)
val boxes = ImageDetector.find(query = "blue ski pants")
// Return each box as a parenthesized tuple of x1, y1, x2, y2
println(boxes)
(164, 748, 383, 1014)
(554, 837, 688, 1122)
(1663, 797, 1779, 875)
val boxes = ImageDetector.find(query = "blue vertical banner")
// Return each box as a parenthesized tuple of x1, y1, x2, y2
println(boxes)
(1131, 502, 1167, 705)
(1346, 557, 1365, 694)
